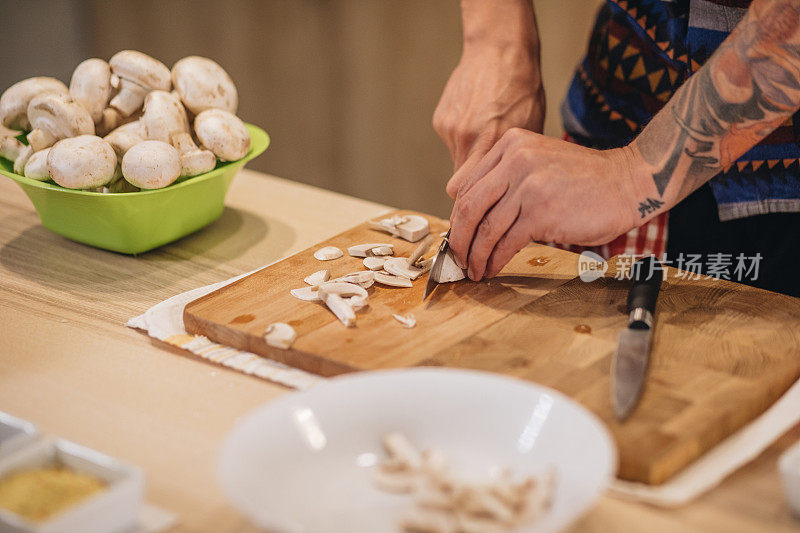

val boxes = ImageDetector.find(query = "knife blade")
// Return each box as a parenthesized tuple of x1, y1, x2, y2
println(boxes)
(612, 256, 663, 420)
(422, 229, 451, 301)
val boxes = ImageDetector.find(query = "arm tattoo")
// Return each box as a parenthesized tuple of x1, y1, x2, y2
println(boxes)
(635, 0, 800, 201)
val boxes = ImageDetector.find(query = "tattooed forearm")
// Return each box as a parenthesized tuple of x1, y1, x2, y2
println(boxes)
(633, 0, 800, 202)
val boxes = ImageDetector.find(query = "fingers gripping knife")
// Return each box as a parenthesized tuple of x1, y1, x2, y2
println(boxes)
(612, 256, 663, 420)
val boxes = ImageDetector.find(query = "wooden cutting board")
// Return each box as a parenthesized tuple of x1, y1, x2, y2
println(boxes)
(184, 210, 800, 484)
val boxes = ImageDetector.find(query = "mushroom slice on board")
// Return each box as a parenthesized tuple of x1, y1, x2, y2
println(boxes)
(263, 322, 296, 350)
(313, 246, 343, 261)
(0, 76, 68, 131)
(48, 135, 117, 190)
(109, 50, 172, 117)
(27, 93, 95, 152)
(171, 56, 238, 115)
(370, 246, 394, 257)
(304, 270, 330, 286)
(330, 271, 374, 287)
(290, 286, 321, 302)
(23, 148, 51, 181)
(408, 234, 436, 267)
(318, 290, 357, 327)
(383, 257, 432, 280)
(347, 243, 394, 258)
(194, 108, 251, 161)
(363, 256, 387, 270)
(374, 272, 414, 288)
(370, 214, 430, 242)
(69, 58, 112, 124)
(392, 314, 417, 328)
(318, 282, 369, 310)
(121, 140, 181, 189)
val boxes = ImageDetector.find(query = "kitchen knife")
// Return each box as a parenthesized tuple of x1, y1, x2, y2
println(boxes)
(422, 229, 451, 301)
(612, 256, 663, 420)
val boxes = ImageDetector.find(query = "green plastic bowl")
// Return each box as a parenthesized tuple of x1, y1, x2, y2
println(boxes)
(0, 124, 269, 254)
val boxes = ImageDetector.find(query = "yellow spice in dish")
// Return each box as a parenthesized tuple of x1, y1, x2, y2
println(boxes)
(0, 466, 106, 523)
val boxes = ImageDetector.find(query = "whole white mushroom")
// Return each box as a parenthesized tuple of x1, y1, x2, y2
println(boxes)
(0, 77, 68, 131)
(121, 140, 181, 189)
(194, 108, 250, 161)
(47, 135, 117, 189)
(171, 56, 238, 115)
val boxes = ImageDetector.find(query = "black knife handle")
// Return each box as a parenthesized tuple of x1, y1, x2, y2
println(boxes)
(626, 256, 663, 328)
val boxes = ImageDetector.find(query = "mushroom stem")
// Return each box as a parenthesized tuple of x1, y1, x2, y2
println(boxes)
(171, 131, 216, 177)
(109, 78, 149, 117)
(0, 137, 33, 174)
(26, 128, 57, 152)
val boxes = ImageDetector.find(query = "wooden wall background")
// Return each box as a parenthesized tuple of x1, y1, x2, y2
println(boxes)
(1, 0, 601, 218)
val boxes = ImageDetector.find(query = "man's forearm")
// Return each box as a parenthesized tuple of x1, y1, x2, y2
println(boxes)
(629, 0, 800, 213)
(459, 0, 539, 52)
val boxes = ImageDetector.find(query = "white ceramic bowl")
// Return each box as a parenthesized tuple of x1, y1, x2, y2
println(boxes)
(780, 439, 800, 517)
(219, 368, 616, 533)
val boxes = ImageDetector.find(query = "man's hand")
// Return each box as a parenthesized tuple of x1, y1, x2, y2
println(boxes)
(448, 129, 655, 280)
(434, 0, 544, 173)
(433, 45, 545, 171)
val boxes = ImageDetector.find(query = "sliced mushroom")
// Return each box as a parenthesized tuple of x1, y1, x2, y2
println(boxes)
(290, 286, 320, 302)
(108, 50, 171, 117)
(193, 108, 250, 161)
(26, 93, 95, 152)
(104, 120, 144, 159)
(363, 256, 387, 270)
(318, 291, 356, 327)
(374, 272, 413, 288)
(392, 314, 417, 328)
(139, 90, 189, 143)
(0, 77, 68, 131)
(23, 148, 51, 181)
(431, 248, 466, 283)
(47, 135, 117, 189)
(69, 58, 112, 124)
(384, 257, 432, 280)
(409, 235, 436, 267)
(330, 271, 374, 285)
(318, 282, 369, 310)
(304, 269, 330, 286)
(171, 56, 238, 115)
(372, 246, 394, 257)
(313, 246, 343, 261)
(370, 214, 430, 242)
(263, 322, 297, 350)
(0, 137, 34, 175)
(348, 243, 394, 258)
(171, 131, 216, 177)
(121, 140, 181, 189)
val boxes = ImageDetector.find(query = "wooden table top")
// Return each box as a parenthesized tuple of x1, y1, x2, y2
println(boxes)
(0, 169, 797, 532)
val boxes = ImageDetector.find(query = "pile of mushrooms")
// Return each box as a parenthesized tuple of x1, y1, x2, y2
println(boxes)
(373, 432, 555, 533)
(267, 216, 465, 346)
(0, 51, 251, 192)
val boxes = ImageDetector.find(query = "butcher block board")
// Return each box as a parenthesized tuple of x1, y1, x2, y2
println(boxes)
(184, 210, 800, 485)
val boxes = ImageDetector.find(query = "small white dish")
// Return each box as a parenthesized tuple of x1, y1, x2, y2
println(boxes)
(219, 368, 617, 533)
(0, 438, 144, 533)
(0, 411, 38, 460)
(780, 439, 800, 517)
